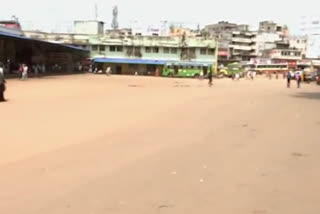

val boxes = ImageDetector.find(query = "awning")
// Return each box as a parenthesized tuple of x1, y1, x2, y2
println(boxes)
(93, 58, 168, 65)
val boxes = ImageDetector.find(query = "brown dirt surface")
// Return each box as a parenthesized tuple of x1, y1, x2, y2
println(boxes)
(1, 74, 320, 214)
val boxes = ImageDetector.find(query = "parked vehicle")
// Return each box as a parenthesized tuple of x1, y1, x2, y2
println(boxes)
(162, 62, 213, 78)
(253, 63, 289, 75)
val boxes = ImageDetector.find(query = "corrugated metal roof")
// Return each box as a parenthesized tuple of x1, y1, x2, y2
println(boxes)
(0, 30, 88, 52)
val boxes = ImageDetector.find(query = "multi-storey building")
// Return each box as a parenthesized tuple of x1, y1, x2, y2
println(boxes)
(229, 31, 256, 61)
(258, 21, 288, 36)
(203, 21, 256, 63)
(24, 21, 217, 75)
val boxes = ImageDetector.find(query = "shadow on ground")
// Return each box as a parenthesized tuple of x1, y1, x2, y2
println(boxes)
(292, 92, 320, 100)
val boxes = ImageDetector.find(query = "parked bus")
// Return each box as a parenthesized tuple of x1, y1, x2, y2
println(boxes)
(253, 63, 289, 74)
(162, 62, 213, 78)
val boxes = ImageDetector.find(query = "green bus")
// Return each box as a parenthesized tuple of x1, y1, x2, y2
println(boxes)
(219, 62, 243, 77)
(162, 62, 214, 78)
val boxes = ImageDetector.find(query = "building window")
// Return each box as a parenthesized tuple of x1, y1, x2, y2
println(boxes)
(164, 47, 170, 53)
(110, 46, 116, 52)
(100, 45, 105, 51)
(117, 46, 123, 52)
(200, 48, 207, 55)
(189, 48, 196, 55)
(145, 47, 151, 53)
(153, 47, 159, 53)
(92, 45, 98, 51)
(208, 48, 215, 55)
(171, 48, 178, 54)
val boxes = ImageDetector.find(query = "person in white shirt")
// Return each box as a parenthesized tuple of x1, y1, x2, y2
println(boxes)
(200, 70, 204, 80)
(106, 67, 111, 76)
(21, 64, 28, 80)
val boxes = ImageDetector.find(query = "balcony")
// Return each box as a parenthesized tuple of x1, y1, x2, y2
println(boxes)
(230, 45, 253, 51)
(231, 37, 252, 43)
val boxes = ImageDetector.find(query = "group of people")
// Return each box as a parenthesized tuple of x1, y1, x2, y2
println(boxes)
(287, 70, 302, 88)
(246, 70, 257, 80)
(19, 63, 46, 80)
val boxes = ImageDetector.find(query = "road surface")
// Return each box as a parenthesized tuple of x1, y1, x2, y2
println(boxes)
(1, 75, 319, 214)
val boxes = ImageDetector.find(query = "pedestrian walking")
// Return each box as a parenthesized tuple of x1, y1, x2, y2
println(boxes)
(0, 63, 6, 102)
(208, 70, 213, 87)
(296, 71, 302, 88)
(21, 64, 28, 80)
(287, 71, 292, 88)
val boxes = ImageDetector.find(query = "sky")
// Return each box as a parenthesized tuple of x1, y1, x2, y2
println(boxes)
(1, 0, 320, 34)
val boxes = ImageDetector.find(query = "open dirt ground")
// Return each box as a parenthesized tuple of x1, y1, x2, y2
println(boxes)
(1, 74, 320, 214)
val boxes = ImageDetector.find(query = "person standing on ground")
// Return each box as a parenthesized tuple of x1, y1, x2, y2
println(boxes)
(106, 66, 111, 76)
(37, 64, 42, 77)
(41, 64, 46, 74)
(208, 70, 213, 87)
(21, 64, 28, 80)
(33, 64, 39, 77)
(0, 63, 6, 102)
(200, 70, 204, 80)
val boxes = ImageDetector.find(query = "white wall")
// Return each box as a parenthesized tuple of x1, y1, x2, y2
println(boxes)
(74, 21, 104, 35)
(255, 32, 282, 56)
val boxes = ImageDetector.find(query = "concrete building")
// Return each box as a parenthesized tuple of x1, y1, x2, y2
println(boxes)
(254, 21, 290, 58)
(259, 41, 303, 68)
(24, 25, 217, 75)
(229, 30, 256, 61)
(258, 21, 288, 36)
(73, 21, 104, 35)
(203, 21, 256, 63)
(203, 21, 238, 38)
(289, 36, 308, 57)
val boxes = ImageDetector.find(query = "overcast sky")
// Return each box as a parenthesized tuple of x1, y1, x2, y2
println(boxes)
(1, 0, 319, 34)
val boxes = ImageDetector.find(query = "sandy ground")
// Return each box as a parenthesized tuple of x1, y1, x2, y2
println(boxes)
(0, 74, 320, 214)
